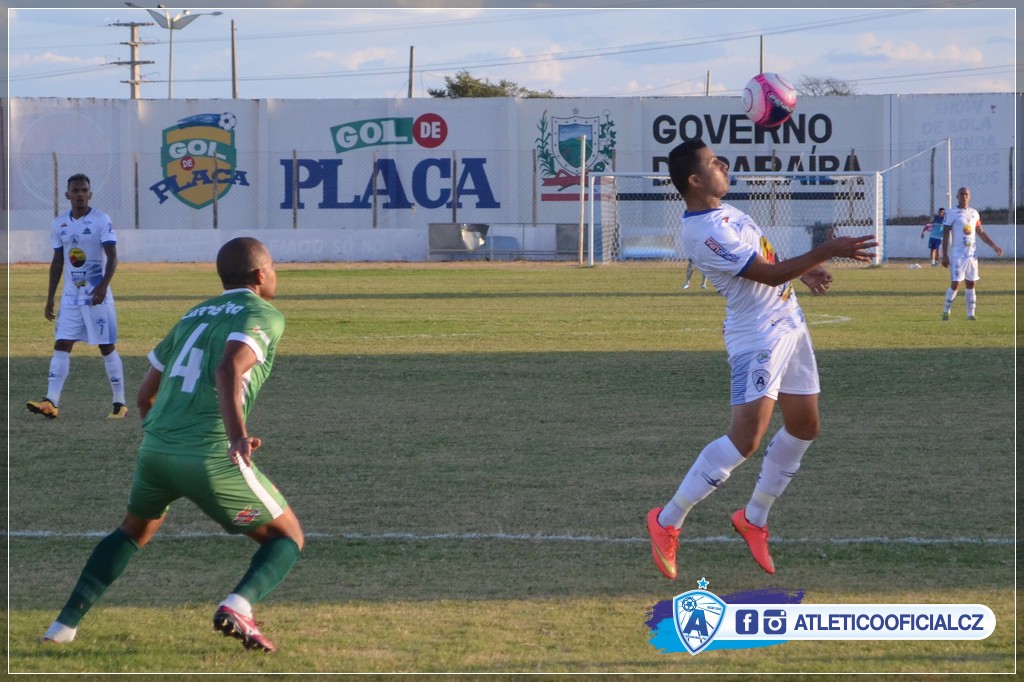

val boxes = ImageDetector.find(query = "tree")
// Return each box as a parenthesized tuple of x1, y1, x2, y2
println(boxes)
(797, 76, 858, 96)
(427, 70, 555, 98)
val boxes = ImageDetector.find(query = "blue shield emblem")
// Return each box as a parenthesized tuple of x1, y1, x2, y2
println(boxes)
(673, 589, 727, 655)
(551, 116, 598, 173)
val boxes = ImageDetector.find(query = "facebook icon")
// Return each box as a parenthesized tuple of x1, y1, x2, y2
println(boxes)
(736, 609, 759, 634)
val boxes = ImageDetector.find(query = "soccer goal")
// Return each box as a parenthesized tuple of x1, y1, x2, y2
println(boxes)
(587, 171, 884, 266)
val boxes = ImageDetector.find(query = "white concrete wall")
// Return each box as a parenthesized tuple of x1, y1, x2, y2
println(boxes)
(5, 225, 560, 263)
(883, 224, 1019, 261)
(7, 223, 1012, 263)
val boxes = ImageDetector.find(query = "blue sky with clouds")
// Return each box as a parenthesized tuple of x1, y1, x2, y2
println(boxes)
(6, 3, 1019, 101)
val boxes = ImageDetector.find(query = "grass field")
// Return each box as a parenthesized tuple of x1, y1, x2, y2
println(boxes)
(5, 259, 1018, 674)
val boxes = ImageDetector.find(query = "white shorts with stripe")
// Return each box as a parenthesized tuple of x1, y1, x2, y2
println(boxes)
(728, 325, 820, 405)
(949, 255, 980, 283)
(54, 297, 119, 345)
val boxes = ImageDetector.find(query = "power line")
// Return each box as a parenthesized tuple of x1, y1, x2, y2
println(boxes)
(7, 4, 1014, 95)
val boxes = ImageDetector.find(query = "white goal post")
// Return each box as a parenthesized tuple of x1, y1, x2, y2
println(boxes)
(586, 171, 884, 266)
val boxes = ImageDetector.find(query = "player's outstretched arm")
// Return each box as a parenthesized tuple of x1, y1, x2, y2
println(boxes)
(741, 234, 877, 287)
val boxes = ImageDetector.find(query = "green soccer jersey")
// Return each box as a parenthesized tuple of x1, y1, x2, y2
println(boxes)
(141, 288, 284, 456)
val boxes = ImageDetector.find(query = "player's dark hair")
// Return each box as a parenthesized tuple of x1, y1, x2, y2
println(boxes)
(67, 173, 91, 188)
(217, 237, 269, 288)
(667, 139, 707, 198)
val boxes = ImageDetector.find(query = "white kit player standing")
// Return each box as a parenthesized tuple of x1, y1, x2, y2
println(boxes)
(940, 186, 1003, 321)
(26, 173, 128, 420)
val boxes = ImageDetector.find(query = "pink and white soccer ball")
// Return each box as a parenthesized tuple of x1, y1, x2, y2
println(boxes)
(742, 73, 798, 128)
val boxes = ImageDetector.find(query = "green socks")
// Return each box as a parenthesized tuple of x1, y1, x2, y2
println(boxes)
(57, 528, 140, 627)
(232, 537, 301, 605)
(54, 531, 299, 628)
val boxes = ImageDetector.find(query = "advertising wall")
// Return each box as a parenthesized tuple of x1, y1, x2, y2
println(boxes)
(6, 94, 1018, 262)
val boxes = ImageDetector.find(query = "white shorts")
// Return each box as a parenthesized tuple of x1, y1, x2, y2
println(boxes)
(949, 255, 979, 283)
(728, 326, 820, 405)
(55, 298, 119, 345)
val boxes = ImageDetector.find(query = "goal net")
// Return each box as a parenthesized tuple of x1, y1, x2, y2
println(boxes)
(589, 171, 884, 266)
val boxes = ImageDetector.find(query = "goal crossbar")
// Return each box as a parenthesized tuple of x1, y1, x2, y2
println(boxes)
(587, 171, 884, 266)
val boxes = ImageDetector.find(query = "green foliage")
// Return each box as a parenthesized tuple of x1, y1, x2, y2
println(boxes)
(428, 69, 555, 98)
(6, 262, 1016, 673)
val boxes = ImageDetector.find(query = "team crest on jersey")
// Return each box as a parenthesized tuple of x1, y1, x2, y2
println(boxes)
(68, 247, 87, 267)
(232, 506, 261, 526)
(673, 583, 727, 655)
(760, 236, 779, 264)
(535, 109, 615, 201)
(153, 113, 248, 209)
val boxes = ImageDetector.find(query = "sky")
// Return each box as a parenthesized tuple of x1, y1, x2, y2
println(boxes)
(5, 2, 1020, 101)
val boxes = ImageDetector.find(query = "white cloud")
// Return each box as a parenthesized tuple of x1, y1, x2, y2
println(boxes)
(506, 45, 565, 89)
(9, 51, 106, 69)
(307, 47, 394, 71)
(857, 32, 983, 64)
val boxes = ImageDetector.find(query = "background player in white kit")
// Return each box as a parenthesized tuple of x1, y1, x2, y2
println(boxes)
(940, 186, 1003, 321)
(646, 139, 876, 579)
(27, 173, 127, 419)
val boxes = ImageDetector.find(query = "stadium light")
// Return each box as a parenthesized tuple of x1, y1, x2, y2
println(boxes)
(125, 3, 223, 98)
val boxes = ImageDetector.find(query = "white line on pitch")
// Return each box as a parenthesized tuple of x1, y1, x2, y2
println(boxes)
(3, 530, 1013, 545)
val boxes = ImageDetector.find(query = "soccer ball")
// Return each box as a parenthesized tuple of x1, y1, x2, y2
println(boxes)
(742, 73, 797, 128)
(218, 112, 237, 131)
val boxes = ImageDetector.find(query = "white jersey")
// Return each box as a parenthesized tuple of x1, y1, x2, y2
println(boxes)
(50, 207, 117, 307)
(682, 202, 805, 355)
(943, 206, 981, 260)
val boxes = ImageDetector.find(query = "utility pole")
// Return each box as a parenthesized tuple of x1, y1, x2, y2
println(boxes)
(110, 20, 154, 99)
(408, 46, 414, 98)
(231, 19, 238, 98)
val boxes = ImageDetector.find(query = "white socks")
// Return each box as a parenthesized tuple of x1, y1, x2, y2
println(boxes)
(744, 428, 813, 527)
(659, 429, 815, 531)
(42, 621, 77, 643)
(659, 435, 746, 529)
(103, 350, 126, 404)
(46, 351, 71, 406)
(45, 349, 126, 406)
(944, 288, 978, 317)
(943, 287, 957, 314)
(219, 593, 253, 616)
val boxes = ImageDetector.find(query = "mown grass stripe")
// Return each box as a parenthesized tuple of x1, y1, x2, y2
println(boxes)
(5, 529, 1014, 545)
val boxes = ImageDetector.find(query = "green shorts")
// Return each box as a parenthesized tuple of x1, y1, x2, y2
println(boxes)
(127, 447, 289, 534)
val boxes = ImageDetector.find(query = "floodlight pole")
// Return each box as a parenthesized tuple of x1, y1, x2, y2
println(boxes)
(126, 4, 222, 98)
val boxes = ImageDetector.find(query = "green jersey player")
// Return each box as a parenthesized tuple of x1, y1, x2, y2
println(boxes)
(43, 237, 304, 653)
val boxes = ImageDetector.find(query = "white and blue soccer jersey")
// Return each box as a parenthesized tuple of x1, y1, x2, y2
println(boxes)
(51, 207, 117, 307)
(943, 206, 981, 260)
(681, 202, 805, 355)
